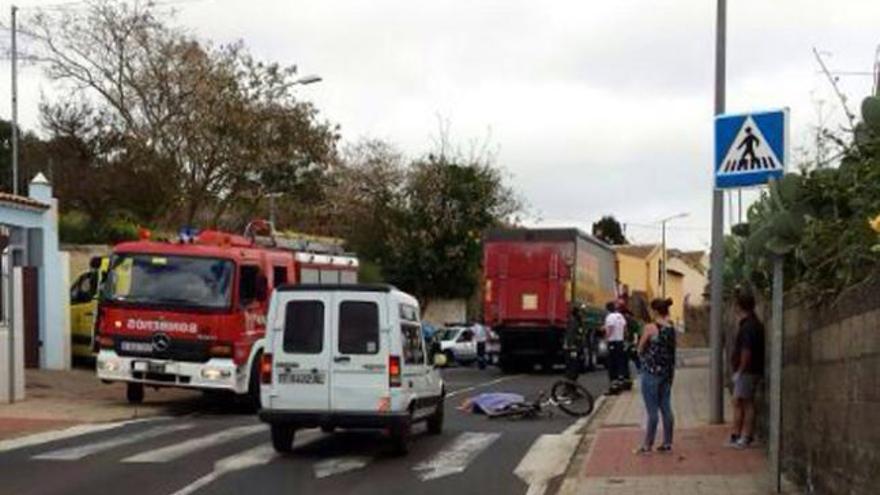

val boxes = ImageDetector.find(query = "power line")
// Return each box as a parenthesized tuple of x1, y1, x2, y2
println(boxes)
(622, 221, 710, 232)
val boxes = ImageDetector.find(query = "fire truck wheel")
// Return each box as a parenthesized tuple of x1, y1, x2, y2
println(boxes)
(126, 383, 144, 404)
(270, 424, 295, 453)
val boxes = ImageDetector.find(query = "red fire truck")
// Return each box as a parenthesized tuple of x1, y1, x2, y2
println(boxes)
(95, 221, 358, 406)
(483, 228, 617, 372)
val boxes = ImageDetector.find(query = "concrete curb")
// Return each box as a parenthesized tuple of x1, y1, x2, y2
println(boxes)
(552, 393, 616, 495)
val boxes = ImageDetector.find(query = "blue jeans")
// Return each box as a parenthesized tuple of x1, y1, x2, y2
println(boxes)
(641, 371, 674, 448)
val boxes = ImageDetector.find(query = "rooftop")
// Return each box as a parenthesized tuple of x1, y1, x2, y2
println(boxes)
(613, 244, 660, 259)
(0, 192, 50, 211)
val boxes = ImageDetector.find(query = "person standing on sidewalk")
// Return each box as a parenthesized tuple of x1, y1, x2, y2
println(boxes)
(729, 290, 765, 449)
(603, 302, 627, 394)
(634, 298, 677, 454)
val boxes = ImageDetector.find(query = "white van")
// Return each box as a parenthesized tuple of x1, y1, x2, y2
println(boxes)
(258, 284, 445, 454)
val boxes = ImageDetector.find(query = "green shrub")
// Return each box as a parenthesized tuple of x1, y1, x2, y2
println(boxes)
(59, 210, 141, 245)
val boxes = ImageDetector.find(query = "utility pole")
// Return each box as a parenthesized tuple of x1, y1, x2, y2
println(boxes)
(10, 5, 19, 195)
(708, 0, 727, 425)
(662, 222, 667, 298)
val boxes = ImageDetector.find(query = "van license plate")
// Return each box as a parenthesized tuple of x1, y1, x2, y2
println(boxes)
(279, 371, 325, 385)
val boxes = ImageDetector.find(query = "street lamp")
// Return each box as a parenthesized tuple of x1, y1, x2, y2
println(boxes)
(660, 212, 689, 298)
(265, 74, 322, 229)
(294, 74, 322, 85)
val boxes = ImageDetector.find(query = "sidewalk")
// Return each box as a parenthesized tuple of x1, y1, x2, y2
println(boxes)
(0, 367, 200, 441)
(559, 363, 797, 495)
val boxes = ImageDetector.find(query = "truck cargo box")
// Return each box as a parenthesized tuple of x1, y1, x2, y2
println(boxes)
(482, 228, 616, 370)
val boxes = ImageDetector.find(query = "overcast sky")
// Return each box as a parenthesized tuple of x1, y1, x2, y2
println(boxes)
(2, 0, 878, 251)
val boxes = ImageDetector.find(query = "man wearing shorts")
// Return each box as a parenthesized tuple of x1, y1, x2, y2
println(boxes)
(729, 291, 765, 449)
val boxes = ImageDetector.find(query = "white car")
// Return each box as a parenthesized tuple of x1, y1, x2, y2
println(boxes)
(436, 326, 478, 364)
(259, 284, 445, 455)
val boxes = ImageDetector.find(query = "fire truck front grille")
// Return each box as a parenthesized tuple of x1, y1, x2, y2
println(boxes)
(114, 337, 212, 363)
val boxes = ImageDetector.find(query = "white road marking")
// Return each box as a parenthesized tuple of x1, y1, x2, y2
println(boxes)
(413, 432, 500, 481)
(514, 434, 582, 495)
(33, 423, 195, 461)
(515, 395, 604, 495)
(313, 456, 371, 479)
(123, 424, 266, 463)
(447, 375, 522, 398)
(0, 417, 165, 454)
(167, 430, 322, 495)
(561, 395, 605, 436)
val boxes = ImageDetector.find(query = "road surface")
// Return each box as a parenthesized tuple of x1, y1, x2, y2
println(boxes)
(0, 366, 609, 495)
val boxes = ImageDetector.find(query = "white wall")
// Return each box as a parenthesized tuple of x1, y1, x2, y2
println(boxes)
(667, 256, 707, 306)
(0, 267, 26, 403)
(422, 299, 467, 326)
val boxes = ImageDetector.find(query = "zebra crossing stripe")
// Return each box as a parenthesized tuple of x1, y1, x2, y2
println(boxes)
(167, 444, 277, 495)
(0, 418, 165, 454)
(122, 424, 266, 463)
(412, 432, 500, 481)
(168, 430, 322, 495)
(33, 423, 195, 461)
(314, 456, 371, 479)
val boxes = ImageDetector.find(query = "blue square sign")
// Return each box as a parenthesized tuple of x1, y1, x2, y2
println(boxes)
(714, 109, 788, 189)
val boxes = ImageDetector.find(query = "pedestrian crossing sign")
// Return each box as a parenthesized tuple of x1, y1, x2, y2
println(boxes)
(714, 109, 788, 189)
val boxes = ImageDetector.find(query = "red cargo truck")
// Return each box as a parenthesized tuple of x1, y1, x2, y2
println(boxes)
(95, 221, 358, 406)
(482, 228, 617, 372)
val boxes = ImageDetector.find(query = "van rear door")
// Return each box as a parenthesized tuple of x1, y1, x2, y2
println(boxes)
(330, 292, 389, 412)
(271, 292, 332, 411)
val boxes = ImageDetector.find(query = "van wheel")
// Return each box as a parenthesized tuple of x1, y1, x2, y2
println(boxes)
(390, 414, 412, 455)
(246, 352, 262, 412)
(126, 383, 144, 404)
(271, 424, 295, 453)
(427, 394, 445, 435)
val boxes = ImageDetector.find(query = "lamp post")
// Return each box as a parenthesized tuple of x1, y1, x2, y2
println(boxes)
(660, 212, 689, 298)
(265, 74, 322, 228)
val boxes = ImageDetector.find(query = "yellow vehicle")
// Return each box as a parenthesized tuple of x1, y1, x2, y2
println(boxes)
(70, 256, 109, 359)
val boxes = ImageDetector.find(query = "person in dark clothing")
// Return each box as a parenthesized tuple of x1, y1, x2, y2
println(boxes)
(634, 298, 677, 454)
(729, 290, 765, 449)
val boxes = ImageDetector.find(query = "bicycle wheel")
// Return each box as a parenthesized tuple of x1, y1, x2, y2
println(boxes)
(550, 380, 594, 417)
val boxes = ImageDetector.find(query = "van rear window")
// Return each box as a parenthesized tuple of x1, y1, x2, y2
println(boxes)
(339, 301, 379, 355)
(283, 301, 324, 354)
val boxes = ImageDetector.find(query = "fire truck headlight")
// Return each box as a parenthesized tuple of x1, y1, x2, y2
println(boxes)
(201, 368, 232, 381)
(99, 359, 120, 373)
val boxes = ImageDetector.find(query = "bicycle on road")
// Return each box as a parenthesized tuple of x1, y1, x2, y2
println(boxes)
(489, 377, 595, 420)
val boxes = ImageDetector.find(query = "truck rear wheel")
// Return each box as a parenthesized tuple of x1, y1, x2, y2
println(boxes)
(271, 424, 295, 453)
(126, 382, 144, 404)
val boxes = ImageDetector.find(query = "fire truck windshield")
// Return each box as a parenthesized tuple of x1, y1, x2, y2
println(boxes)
(102, 254, 234, 309)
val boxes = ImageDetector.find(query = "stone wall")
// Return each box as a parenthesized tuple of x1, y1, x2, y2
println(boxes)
(781, 277, 880, 494)
(61, 244, 111, 280)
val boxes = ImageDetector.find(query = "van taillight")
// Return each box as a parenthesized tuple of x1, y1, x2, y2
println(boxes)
(260, 353, 273, 384)
(389, 355, 401, 387)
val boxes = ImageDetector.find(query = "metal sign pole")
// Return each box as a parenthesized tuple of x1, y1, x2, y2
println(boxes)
(708, 0, 727, 425)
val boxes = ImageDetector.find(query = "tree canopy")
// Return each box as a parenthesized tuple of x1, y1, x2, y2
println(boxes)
(26, 0, 339, 227)
(592, 215, 628, 245)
